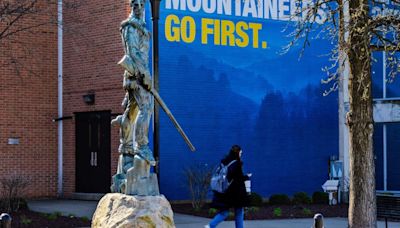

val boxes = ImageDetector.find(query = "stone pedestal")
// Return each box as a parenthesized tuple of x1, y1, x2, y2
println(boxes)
(91, 193, 175, 228)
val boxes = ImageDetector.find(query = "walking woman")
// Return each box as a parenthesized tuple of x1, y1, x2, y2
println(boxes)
(206, 145, 250, 228)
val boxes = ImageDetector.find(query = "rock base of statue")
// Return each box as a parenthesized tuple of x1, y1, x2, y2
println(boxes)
(91, 193, 175, 228)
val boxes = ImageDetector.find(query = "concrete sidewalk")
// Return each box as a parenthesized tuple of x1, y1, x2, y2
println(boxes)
(28, 200, 400, 227)
(176, 214, 400, 228)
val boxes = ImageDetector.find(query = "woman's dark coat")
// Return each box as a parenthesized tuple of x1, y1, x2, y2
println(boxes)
(210, 156, 249, 210)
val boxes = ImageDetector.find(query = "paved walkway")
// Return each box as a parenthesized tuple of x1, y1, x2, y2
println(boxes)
(28, 200, 400, 227)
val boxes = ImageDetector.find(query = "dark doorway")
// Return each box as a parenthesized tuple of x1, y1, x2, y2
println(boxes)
(75, 111, 111, 193)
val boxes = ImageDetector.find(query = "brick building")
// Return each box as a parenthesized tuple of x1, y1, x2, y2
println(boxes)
(0, 3, 59, 198)
(1, 1, 129, 198)
(61, 0, 129, 197)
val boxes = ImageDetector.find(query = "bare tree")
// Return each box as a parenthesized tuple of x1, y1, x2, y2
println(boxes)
(0, 0, 85, 41)
(0, 0, 83, 75)
(183, 163, 213, 210)
(286, 0, 400, 227)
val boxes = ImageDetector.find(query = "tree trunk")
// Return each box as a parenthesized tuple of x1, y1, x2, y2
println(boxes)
(346, 1, 377, 227)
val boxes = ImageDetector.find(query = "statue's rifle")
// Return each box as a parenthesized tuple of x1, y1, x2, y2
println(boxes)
(148, 87, 195, 152)
(119, 55, 196, 152)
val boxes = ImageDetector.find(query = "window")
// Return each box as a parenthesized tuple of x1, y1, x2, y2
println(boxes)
(372, 51, 400, 99)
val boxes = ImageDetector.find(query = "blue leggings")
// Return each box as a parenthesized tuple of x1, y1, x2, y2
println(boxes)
(209, 207, 244, 228)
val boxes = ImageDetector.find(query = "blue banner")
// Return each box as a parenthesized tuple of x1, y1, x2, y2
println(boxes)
(153, 0, 339, 200)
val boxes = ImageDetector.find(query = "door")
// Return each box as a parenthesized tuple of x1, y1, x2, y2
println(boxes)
(75, 111, 111, 193)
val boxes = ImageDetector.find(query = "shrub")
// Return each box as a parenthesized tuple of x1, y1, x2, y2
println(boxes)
(208, 208, 218, 216)
(245, 207, 260, 219)
(42, 211, 62, 221)
(45, 213, 58, 221)
(228, 211, 234, 219)
(81, 216, 90, 222)
(20, 215, 32, 225)
(268, 194, 291, 205)
(248, 192, 263, 207)
(17, 198, 28, 210)
(183, 163, 213, 210)
(292, 192, 311, 205)
(0, 175, 30, 212)
(303, 207, 312, 216)
(312, 191, 329, 204)
(273, 207, 282, 217)
(246, 206, 260, 213)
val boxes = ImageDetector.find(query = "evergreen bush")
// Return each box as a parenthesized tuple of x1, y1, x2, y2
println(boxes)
(292, 192, 311, 205)
(273, 207, 282, 217)
(248, 192, 264, 207)
(312, 191, 329, 204)
(268, 194, 291, 205)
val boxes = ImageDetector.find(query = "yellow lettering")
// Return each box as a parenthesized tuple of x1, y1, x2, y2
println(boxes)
(169, 17, 265, 49)
(181, 16, 195, 43)
(249, 23, 262, 48)
(214, 19, 220, 45)
(221, 20, 235, 46)
(235, 21, 249, 48)
(201, 18, 214, 44)
(165, 14, 180, 42)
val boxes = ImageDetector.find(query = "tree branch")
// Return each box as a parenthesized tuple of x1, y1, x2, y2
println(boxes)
(0, 0, 39, 40)
(370, 15, 400, 28)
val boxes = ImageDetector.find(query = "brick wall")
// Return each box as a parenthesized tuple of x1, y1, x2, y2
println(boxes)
(0, 3, 58, 198)
(63, 1, 129, 196)
(0, 0, 130, 198)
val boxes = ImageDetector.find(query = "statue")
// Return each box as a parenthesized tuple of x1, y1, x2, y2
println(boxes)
(92, 1, 193, 226)
(110, 0, 195, 196)
(111, 0, 158, 196)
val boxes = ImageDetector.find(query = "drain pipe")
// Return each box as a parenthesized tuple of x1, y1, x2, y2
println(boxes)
(57, 0, 63, 197)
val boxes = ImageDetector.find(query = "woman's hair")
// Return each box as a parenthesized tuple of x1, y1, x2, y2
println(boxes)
(228, 144, 242, 161)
